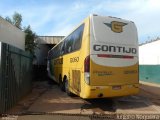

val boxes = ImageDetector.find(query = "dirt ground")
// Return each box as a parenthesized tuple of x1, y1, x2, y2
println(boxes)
(1, 81, 160, 120)
(6, 81, 160, 116)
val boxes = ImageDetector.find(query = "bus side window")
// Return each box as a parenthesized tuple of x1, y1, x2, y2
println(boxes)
(72, 24, 84, 51)
(59, 42, 64, 56)
(62, 41, 66, 54)
(54, 46, 58, 58)
(68, 46, 72, 53)
(60, 24, 84, 55)
(73, 34, 79, 50)
(65, 36, 73, 54)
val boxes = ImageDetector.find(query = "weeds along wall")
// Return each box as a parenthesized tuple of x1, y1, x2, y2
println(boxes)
(0, 42, 33, 113)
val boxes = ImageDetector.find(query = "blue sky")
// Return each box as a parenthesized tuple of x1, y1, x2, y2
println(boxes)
(0, 0, 160, 43)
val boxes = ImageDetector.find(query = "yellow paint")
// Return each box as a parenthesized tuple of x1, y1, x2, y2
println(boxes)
(50, 17, 90, 95)
(90, 60, 139, 86)
(79, 59, 139, 98)
(81, 83, 139, 98)
(50, 15, 139, 99)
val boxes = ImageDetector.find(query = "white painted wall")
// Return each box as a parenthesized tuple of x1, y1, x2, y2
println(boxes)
(139, 40, 160, 65)
(0, 17, 25, 50)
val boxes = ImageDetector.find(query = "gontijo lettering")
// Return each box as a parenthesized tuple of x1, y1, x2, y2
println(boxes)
(93, 44, 137, 54)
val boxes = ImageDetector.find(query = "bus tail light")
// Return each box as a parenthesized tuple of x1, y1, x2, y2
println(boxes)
(84, 55, 90, 85)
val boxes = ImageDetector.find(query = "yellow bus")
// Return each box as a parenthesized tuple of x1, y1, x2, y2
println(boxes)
(47, 14, 139, 98)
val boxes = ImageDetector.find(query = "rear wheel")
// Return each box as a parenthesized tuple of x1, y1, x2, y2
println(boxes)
(59, 75, 65, 91)
(64, 79, 73, 96)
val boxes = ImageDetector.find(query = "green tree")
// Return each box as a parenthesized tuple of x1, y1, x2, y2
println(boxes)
(24, 25, 37, 55)
(5, 12, 37, 54)
(12, 12, 22, 29)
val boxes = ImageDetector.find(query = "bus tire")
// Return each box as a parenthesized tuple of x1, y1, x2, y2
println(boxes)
(59, 75, 65, 91)
(64, 79, 73, 96)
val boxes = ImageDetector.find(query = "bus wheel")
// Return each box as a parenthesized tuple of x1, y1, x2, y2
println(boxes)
(59, 75, 65, 91)
(64, 79, 73, 96)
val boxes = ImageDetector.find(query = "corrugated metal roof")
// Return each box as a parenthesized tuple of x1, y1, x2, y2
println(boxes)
(35, 36, 64, 44)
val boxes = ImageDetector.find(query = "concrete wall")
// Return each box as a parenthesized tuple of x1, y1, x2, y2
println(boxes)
(139, 39, 160, 84)
(139, 40, 160, 65)
(0, 17, 25, 50)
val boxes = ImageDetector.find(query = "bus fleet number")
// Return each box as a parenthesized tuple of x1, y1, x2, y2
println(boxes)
(70, 57, 79, 63)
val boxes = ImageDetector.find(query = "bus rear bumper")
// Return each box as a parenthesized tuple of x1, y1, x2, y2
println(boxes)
(81, 84, 139, 99)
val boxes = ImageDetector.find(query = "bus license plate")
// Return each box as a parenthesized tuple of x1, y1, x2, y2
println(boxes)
(112, 86, 121, 90)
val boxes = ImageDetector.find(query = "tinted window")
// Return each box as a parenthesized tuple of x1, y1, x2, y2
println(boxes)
(49, 24, 84, 59)
(64, 24, 84, 54)
(73, 24, 84, 50)
(49, 42, 63, 59)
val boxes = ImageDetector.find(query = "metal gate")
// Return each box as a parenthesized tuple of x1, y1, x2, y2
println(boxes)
(0, 42, 33, 113)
